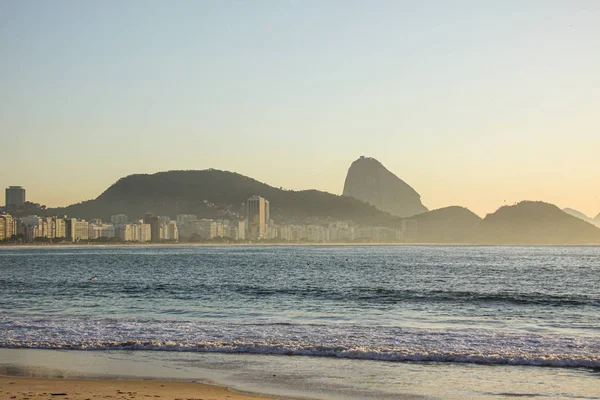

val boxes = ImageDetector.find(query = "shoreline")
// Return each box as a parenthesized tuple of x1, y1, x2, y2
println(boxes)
(1, 242, 600, 248)
(1, 346, 597, 400)
(0, 376, 279, 400)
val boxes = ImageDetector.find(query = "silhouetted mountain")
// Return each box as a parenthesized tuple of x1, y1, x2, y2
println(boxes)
(481, 201, 600, 244)
(595, 213, 600, 225)
(404, 206, 482, 243)
(342, 156, 427, 217)
(46, 169, 395, 224)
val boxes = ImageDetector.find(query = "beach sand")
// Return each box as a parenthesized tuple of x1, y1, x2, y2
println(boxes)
(0, 377, 276, 400)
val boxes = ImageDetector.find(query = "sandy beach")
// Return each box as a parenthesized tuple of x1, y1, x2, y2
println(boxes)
(0, 376, 276, 400)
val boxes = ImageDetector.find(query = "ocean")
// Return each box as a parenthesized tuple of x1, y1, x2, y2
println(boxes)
(0, 245, 598, 399)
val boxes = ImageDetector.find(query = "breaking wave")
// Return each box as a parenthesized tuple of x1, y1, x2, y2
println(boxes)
(1, 315, 598, 369)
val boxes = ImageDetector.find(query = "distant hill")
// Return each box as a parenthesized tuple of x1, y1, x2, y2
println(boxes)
(481, 201, 600, 244)
(595, 213, 600, 226)
(343, 156, 427, 217)
(45, 169, 396, 224)
(403, 206, 482, 243)
(562, 208, 597, 226)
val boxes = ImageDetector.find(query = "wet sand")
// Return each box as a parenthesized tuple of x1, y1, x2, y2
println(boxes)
(0, 376, 276, 400)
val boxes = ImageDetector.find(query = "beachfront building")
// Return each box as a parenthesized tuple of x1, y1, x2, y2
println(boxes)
(0, 214, 17, 240)
(65, 218, 89, 242)
(116, 222, 152, 242)
(88, 223, 116, 239)
(143, 213, 162, 242)
(247, 195, 269, 240)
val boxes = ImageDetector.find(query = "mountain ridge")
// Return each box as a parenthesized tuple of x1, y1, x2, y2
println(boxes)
(46, 169, 397, 225)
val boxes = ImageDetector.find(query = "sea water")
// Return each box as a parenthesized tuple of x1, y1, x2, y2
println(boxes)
(0, 245, 598, 399)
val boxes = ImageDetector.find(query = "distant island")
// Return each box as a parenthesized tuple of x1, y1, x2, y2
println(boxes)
(2, 157, 600, 245)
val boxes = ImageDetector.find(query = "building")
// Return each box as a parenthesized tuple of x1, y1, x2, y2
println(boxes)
(167, 221, 179, 241)
(14, 215, 68, 242)
(247, 195, 269, 240)
(116, 224, 134, 241)
(65, 218, 89, 242)
(236, 220, 246, 240)
(116, 222, 152, 242)
(88, 223, 116, 239)
(0, 214, 17, 240)
(143, 213, 162, 241)
(110, 214, 128, 224)
(197, 219, 217, 238)
(5, 186, 26, 208)
(401, 219, 418, 242)
(53, 218, 66, 239)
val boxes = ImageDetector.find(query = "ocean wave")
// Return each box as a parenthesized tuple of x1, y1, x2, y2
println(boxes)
(2, 279, 598, 307)
(1, 315, 598, 369)
(2, 340, 599, 369)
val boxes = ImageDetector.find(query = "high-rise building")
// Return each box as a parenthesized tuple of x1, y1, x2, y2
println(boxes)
(143, 213, 162, 241)
(65, 218, 89, 242)
(5, 186, 26, 208)
(0, 214, 15, 240)
(53, 218, 66, 239)
(247, 195, 269, 240)
(167, 221, 179, 241)
(237, 220, 246, 240)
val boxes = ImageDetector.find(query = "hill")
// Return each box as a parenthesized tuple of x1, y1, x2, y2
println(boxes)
(403, 206, 482, 243)
(562, 208, 598, 226)
(481, 201, 600, 244)
(46, 169, 396, 225)
(342, 156, 427, 217)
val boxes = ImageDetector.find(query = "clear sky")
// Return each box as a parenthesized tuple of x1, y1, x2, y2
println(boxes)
(1, 0, 599, 217)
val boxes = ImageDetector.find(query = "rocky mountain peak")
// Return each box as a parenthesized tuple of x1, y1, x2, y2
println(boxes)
(342, 156, 427, 217)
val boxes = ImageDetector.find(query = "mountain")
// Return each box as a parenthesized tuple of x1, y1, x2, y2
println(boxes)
(403, 206, 482, 243)
(342, 156, 427, 217)
(562, 208, 596, 225)
(46, 169, 396, 224)
(481, 201, 600, 244)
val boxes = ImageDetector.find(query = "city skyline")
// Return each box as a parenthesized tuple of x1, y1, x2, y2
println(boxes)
(1, 1, 600, 216)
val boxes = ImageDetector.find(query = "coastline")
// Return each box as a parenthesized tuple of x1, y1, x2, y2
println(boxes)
(0, 376, 277, 400)
(2, 242, 600, 248)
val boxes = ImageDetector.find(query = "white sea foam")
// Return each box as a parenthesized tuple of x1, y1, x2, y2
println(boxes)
(1, 315, 598, 369)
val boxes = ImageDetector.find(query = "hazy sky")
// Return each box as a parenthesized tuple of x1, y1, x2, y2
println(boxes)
(1, 1, 599, 217)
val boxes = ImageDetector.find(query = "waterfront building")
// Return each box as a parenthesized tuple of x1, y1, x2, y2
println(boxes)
(138, 223, 152, 242)
(167, 221, 178, 241)
(236, 220, 246, 240)
(88, 223, 116, 239)
(0, 214, 16, 240)
(53, 218, 66, 239)
(65, 218, 89, 242)
(401, 219, 418, 242)
(116, 222, 152, 242)
(143, 213, 162, 241)
(197, 219, 217, 238)
(247, 195, 269, 240)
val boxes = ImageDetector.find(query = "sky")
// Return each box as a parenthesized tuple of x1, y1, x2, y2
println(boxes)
(1, 0, 599, 217)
